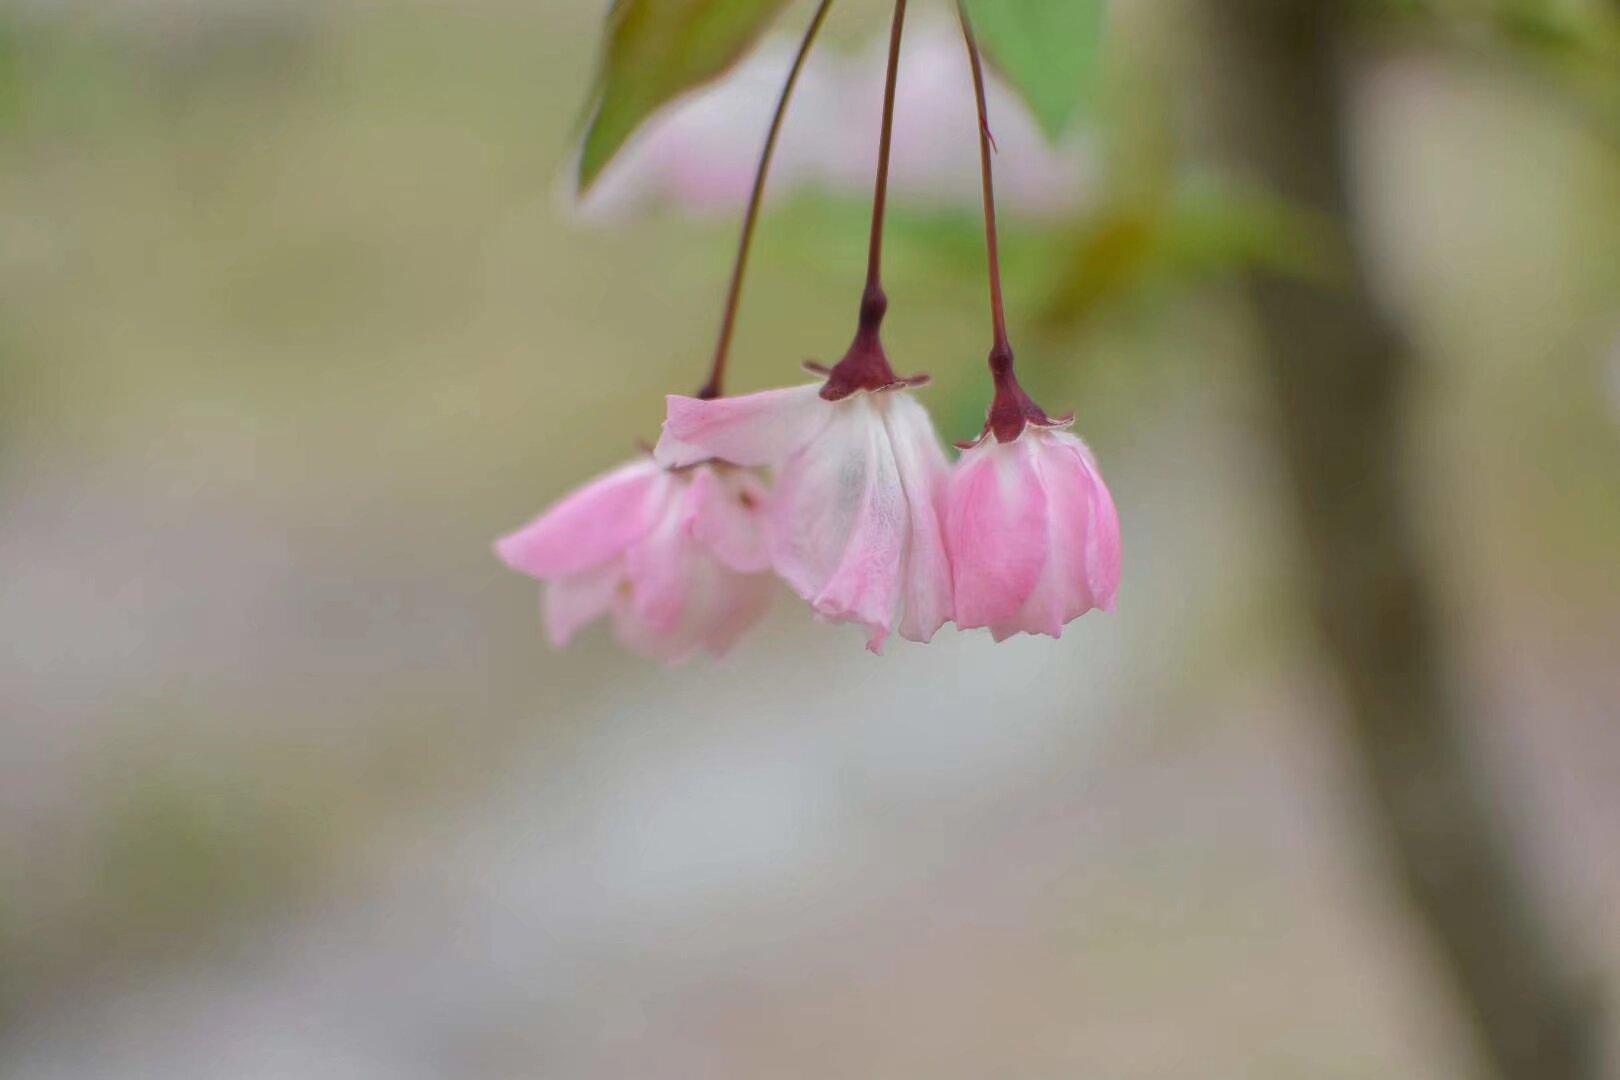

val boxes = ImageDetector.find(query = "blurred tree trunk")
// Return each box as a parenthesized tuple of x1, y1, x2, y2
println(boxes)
(1199, 2, 1603, 1078)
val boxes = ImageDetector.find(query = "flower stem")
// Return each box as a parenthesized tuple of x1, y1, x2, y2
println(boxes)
(820, 0, 913, 400)
(958, 2, 1012, 375)
(955, 4, 1059, 444)
(698, 0, 836, 401)
(859, 0, 908, 335)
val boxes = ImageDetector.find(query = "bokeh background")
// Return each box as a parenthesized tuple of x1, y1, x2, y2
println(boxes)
(2, 0, 1618, 1077)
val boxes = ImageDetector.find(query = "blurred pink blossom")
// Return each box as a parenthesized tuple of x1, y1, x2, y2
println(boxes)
(495, 458, 773, 663)
(576, 16, 1092, 222)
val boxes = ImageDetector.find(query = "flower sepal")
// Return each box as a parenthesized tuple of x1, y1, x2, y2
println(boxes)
(803, 358, 930, 400)
(809, 287, 931, 402)
(957, 359, 1073, 450)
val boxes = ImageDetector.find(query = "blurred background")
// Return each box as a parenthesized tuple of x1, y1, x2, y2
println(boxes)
(1, 0, 1618, 1077)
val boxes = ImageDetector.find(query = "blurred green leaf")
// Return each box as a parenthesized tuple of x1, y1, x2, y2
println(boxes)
(1040, 181, 1339, 330)
(0, 19, 19, 133)
(1159, 181, 1339, 280)
(88, 769, 318, 950)
(960, 0, 1106, 140)
(1039, 206, 1158, 329)
(578, 0, 793, 192)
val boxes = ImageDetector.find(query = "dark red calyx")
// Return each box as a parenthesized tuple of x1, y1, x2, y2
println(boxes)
(973, 360, 1072, 446)
(816, 286, 929, 401)
(818, 333, 900, 400)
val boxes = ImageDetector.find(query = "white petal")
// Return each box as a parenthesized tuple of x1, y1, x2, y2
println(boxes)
(685, 465, 772, 574)
(770, 395, 904, 650)
(543, 561, 626, 647)
(883, 392, 954, 643)
(656, 384, 832, 468)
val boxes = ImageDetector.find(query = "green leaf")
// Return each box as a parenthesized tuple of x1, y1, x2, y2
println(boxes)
(578, 0, 795, 192)
(960, 0, 1106, 141)
(1037, 182, 1341, 331)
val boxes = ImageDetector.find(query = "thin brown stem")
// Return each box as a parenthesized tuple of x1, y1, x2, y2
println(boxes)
(957, 2, 1011, 369)
(820, 0, 912, 399)
(699, 0, 836, 400)
(957, 2, 1053, 444)
(861, 0, 909, 322)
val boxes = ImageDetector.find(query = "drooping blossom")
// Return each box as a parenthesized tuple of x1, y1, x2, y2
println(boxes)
(654, 350, 954, 654)
(945, 380, 1121, 641)
(494, 457, 774, 663)
(574, 16, 1090, 222)
(834, 18, 1094, 216)
(576, 37, 845, 223)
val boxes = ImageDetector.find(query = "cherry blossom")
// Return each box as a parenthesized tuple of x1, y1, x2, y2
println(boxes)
(947, 424, 1120, 641)
(656, 377, 953, 654)
(495, 458, 773, 663)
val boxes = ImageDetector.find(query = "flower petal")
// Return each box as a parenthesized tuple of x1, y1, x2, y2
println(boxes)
(623, 497, 695, 635)
(613, 542, 772, 664)
(543, 562, 625, 647)
(1071, 439, 1122, 613)
(771, 396, 904, 652)
(685, 465, 772, 574)
(769, 397, 869, 601)
(811, 403, 908, 652)
(984, 432, 1119, 639)
(495, 459, 669, 579)
(611, 591, 700, 664)
(1016, 438, 1089, 638)
(948, 438, 1049, 631)
(700, 570, 775, 657)
(656, 384, 832, 468)
(884, 392, 954, 643)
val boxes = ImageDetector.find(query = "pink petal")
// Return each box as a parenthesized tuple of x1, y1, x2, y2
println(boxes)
(623, 498, 696, 635)
(771, 396, 903, 653)
(615, 486, 775, 662)
(700, 570, 775, 657)
(883, 392, 954, 643)
(1071, 440, 1122, 613)
(1036, 433, 1114, 621)
(814, 436, 905, 653)
(611, 591, 700, 665)
(543, 562, 625, 647)
(495, 459, 669, 580)
(983, 432, 1119, 640)
(769, 399, 869, 600)
(655, 384, 832, 468)
(684, 465, 772, 574)
(612, 545, 772, 664)
(947, 438, 1050, 631)
(987, 456, 1080, 641)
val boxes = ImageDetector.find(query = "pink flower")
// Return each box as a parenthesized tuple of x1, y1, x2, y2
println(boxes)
(575, 37, 845, 223)
(494, 457, 773, 663)
(655, 379, 954, 654)
(947, 426, 1121, 641)
(572, 17, 1091, 223)
(834, 18, 1093, 216)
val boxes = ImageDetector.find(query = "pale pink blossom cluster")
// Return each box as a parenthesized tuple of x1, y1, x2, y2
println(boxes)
(496, 373, 1120, 659)
(577, 17, 1093, 223)
(502, 4, 1120, 661)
